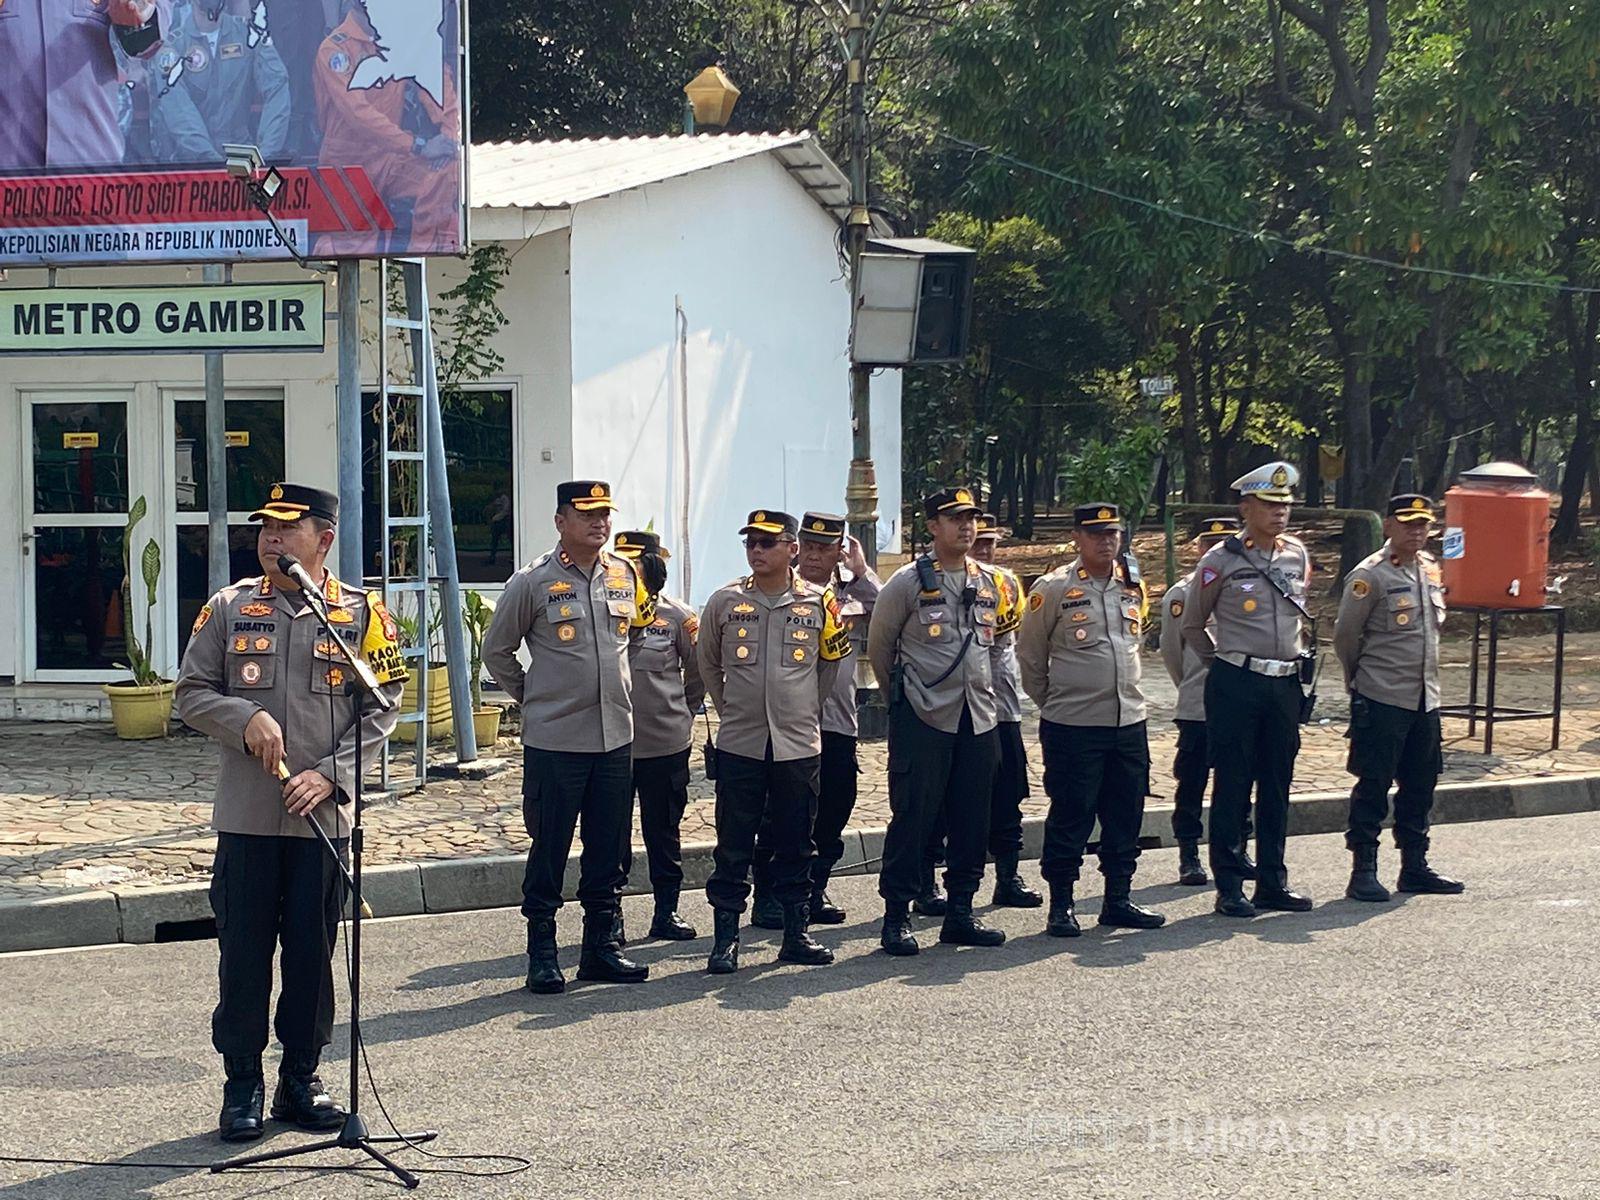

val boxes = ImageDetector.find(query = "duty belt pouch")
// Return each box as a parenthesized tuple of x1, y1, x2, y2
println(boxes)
(700, 710, 717, 780)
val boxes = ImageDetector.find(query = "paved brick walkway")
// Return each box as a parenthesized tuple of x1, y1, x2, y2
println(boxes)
(2, 632, 1594, 900)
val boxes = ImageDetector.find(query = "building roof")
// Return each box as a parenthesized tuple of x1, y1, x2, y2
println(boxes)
(470, 132, 855, 226)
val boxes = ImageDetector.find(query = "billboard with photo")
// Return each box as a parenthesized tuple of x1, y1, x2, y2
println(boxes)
(0, 0, 465, 266)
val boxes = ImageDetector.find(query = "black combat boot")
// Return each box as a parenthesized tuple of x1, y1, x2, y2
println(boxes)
(218, 1055, 264, 1143)
(271, 1048, 345, 1131)
(1214, 888, 1257, 918)
(1046, 882, 1080, 937)
(649, 887, 697, 940)
(1346, 845, 1391, 902)
(750, 890, 784, 930)
(611, 907, 627, 948)
(1396, 845, 1465, 894)
(940, 892, 1006, 946)
(1239, 844, 1258, 881)
(1253, 882, 1313, 912)
(1177, 841, 1209, 886)
(707, 908, 740, 974)
(777, 901, 835, 965)
(912, 865, 947, 917)
(991, 852, 1044, 908)
(577, 908, 649, 983)
(809, 886, 847, 924)
(1099, 876, 1166, 929)
(525, 916, 565, 994)
(880, 899, 918, 956)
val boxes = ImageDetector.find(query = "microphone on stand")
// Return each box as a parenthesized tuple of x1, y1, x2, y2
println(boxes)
(276, 553, 327, 607)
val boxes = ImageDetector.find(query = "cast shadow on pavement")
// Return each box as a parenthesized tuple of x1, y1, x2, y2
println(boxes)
(0, 1126, 410, 1199)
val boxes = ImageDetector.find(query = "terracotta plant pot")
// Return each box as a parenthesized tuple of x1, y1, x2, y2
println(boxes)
(471, 706, 503, 748)
(103, 681, 175, 740)
(393, 664, 451, 743)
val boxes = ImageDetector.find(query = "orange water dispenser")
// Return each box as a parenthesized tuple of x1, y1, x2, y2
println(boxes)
(1440, 461, 1551, 608)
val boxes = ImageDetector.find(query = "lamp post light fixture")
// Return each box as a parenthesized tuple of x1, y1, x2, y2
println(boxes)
(683, 65, 741, 133)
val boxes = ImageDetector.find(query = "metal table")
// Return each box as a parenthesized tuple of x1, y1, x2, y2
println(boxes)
(1438, 604, 1565, 754)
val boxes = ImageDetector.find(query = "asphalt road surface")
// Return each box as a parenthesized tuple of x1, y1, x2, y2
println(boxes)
(2, 814, 1597, 1199)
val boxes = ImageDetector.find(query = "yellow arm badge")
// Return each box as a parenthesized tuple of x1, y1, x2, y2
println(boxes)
(818, 587, 851, 661)
(192, 604, 214, 636)
(684, 614, 700, 644)
(629, 561, 656, 629)
(361, 599, 410, 685)
(1351, 578, 1370, 599)
(1028, 591, 1045, 612)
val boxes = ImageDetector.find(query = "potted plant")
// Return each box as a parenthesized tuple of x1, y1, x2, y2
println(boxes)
(103, 495, 173, 739)
(392, 604, 450, 742)
(463, 589, 502, 747)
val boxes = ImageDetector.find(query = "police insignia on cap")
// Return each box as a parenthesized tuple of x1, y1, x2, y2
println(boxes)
(754, 511, 766, 524)
(1210, 522, 1224, 533)
(1412, 498, 1426, 509)
(812, 520, 826, 531)
(1098, 508, 1111, 521)
(590, 484, 605, 498)
(1271, 466, 1288, 486)
(956, 489, 972, 505)
(270, 484, 284, 500)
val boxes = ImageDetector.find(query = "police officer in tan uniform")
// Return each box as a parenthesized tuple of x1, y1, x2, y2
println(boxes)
(1334, 494, 1464, 902)
(1018, 503, 1164, 936)
(482, 481, 656, 994)
(613, 529, 706, 940)
(1159, 516, 1253, 886)
(973, 512, 1043, 908)
(699, 510, 851, 973)
(176, 483, 406, 1142)
(867, 487, 1015, 956)
(749, 512, 880, 928)
(1182, 462, 1316, 918)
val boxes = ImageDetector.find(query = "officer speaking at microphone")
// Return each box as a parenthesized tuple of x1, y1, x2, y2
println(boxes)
(176, 483, 406, 1143)
(613, 529, 706, 940)
(1181, 462, 1317, 918)
(1334, 494, 1464, 902)
(482, 481, 657, 995)
(1018, 503, 1164, 936)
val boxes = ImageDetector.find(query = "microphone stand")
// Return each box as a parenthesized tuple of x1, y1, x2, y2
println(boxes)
(211, 575, 437, 1189)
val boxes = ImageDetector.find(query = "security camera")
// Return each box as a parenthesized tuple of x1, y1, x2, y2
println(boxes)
(223, 143, 264, 180)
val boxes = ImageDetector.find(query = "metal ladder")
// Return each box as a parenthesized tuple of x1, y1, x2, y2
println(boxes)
(372, 258, 477, 794)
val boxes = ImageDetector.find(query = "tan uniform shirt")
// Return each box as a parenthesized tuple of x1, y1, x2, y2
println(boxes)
(481, 545, 654, 754)
(990, 565, 1027, 724)
(627, 595, 706, 759)
(1333, 544, 1445, 711)
(1160, 574, 1213, 722)
(175, 573, 406, 839)
(1181, 535, 1312, 664)
(866, 557, 1011, 736)
(698, 572, 850, 762)
(1018, 558, 1147, 728)
(821, 569, 881, 737)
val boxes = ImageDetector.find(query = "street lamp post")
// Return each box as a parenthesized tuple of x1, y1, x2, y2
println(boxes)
(842, 0, 879, 568)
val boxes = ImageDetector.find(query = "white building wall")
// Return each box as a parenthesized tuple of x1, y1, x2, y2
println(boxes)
(565, 153, 901, 606)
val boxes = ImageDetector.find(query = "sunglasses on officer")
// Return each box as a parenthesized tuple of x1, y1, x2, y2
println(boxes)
(744, 534, 793, 551)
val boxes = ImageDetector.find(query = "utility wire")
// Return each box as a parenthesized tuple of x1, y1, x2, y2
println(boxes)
(939, 133, 1600, 296)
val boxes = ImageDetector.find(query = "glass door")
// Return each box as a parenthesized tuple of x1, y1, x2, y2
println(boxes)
(166, 389, 287, 659)
(22, 394, 136, 682)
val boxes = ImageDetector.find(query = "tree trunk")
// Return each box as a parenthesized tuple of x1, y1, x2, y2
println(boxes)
(1173, 325, 1205, 503)
(1553, 292, 1599, 545)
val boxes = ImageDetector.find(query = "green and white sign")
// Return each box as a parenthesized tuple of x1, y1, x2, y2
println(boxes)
(0, 283, 326, 355)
